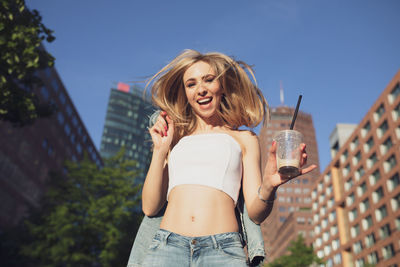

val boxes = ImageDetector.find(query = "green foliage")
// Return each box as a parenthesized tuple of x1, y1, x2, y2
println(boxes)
(0, 0, 55, 126)
(19, 150, 143, 267)
(265, 235, 324, 267)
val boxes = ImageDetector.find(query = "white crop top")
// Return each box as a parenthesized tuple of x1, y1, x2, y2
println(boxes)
(167, 133, 243, 204)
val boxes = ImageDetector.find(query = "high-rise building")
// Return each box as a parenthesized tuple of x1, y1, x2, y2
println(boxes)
(0, 67, 101, 229)
(311, 70, 400, 267)
(258, 106, 320, 261)
(100, 83, 155, 184)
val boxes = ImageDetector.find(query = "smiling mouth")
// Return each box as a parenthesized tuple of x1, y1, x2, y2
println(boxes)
(197, 97, 212, 105)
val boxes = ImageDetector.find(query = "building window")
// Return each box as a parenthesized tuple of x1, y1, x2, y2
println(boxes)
(372, 186, 384, 204)
(396, 217, 400, 231)
(349, 208, 358, 222)
(367, 251, 379, 265)
(373, 103, 385, 122)
(360, 198, 370, 213)
(387, 173, 399, 192)
(365, 233, 376, 248)
(57, 112, 64, 125)
(317, 250, 324, 259)
(391, 193, 400, 212)
(361, 121, 371, 138)
(328, 198, 334, 208)
(382, 243, 395, 260)
(381, 137, 393, 156)
(40, 86, 50, 100)
(375, 204, 388, 222)
(343, 164, 351, 177)
(279, 206, 285, 212)
(324, 245, 331, 257)
(64, 124, 71, 136)
(345, 178, 353, 192)
(59, 91, 66, 105)
(324, 173, 331, 183)
(340, 149, 348, 163)
(317, 183, 323, 192)
(329, 211, 336, 222)
(369, 169, 381, 186)
(346, 193, 355, 206)
(322, 218, 328, 229)
(312, 189, 317, 199)
(319, 195, 325, 204)
(313, 214, 319, 223)
(366, 153, 378, 169)
(392, 102, 400, 121)
(383, 155, 397, 173)
(376, 120, 388, 138)
(332, 239, 340, 251)
(333, 253, 342, 265)
(357, 182, 367, 197)
(355, 258, 365, 267)
(351, 224, 360, 238)
(279, 216, 286, 222)
(302, 178, 309, 184)
(51, 79, 59, 92)
(350, 136, 359, 151)
(330, 225, 338, 236)
(388, 82, 400, 104)
(379, 224, 391, 240)
(363, 137, 374, 153)
(362, 215, 373, 230)
(355, 166, 365, 181)
(353, 151, 361, 166)
(353, 241, 363, 254)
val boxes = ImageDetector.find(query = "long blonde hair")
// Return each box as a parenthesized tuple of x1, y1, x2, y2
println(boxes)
(147, 49, 269, 143)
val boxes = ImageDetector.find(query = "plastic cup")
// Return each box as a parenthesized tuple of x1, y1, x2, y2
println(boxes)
(274, 130, 303, 178)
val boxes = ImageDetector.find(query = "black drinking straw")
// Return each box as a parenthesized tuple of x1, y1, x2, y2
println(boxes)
(290, 95, 302, 130)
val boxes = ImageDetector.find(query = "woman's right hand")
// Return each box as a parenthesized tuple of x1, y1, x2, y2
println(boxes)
(149, 111, 174, 155)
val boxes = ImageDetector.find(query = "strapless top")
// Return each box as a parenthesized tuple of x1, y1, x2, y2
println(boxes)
(167, 133, 243, 204)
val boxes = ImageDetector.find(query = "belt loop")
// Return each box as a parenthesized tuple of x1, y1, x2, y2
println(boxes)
(211, 235, 218, 249)
(164, 231, 172, 245)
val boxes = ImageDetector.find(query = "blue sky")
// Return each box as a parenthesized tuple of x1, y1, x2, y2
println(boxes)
(27, 0, 400, 171)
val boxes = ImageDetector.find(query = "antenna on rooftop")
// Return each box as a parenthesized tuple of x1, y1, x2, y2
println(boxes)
(280, 80, 285, 106)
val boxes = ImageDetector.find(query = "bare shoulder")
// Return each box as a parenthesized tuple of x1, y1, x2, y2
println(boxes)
(231, 130, 260, 155)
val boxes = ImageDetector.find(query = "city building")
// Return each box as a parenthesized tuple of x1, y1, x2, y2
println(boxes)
(259, 106, 321, 261)
(0, 66, 101, 229)
(311, 70, 400, 267)
(100, 83, 155, 184)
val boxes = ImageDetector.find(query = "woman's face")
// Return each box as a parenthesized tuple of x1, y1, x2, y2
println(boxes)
(183, 61, 222, 122)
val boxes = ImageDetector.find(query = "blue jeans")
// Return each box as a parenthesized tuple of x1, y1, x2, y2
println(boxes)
(142, 229, 248, 267)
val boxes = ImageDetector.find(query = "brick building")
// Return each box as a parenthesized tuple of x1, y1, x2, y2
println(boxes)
(259, 106, 321, 261)
(311, 70, 400, 267)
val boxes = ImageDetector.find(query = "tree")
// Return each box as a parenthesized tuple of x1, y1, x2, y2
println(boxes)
(265, 235, 324, 267)
(20, 150, 143, 267)
(0, 0, 55, 126)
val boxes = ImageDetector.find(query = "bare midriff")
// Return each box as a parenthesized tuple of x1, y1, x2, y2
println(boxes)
(160, 184, 239, 237)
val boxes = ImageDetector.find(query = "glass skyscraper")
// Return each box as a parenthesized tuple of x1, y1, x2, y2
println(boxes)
(100, 84, 155, 184)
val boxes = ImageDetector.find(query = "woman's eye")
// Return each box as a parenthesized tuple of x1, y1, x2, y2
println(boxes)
(187, 83, 195, 88)
(205, 77, 215, 83)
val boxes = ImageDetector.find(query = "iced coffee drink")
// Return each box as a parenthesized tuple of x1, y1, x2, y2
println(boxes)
(274, 130, 303, 178)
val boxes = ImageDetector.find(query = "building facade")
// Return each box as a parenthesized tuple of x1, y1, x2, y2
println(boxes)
(0, 67, 101, 229)
(100, 84, 155, 184)
(311, 70, 400, 267)
(259, 106, 321, 261)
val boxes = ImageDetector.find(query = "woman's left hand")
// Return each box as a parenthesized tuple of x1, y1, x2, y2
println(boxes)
(263, 141, 317, 188)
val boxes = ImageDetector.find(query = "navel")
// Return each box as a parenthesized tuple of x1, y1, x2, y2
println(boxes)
(191, 216, 195, 222)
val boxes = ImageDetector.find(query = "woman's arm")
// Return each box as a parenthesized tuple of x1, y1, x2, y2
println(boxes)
(241, 131, 316, 224)
(142, 111, 174, 216)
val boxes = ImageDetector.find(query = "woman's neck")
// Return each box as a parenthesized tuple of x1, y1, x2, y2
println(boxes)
(193, 114, 228, 133)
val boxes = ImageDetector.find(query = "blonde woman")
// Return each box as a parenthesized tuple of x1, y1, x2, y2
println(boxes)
(137, 50, 316, 266)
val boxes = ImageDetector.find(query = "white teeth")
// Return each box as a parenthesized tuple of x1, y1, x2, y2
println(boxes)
(198, 97, 212, 104)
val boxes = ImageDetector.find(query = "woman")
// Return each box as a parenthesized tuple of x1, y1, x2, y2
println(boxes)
(140, 50, 316, 266)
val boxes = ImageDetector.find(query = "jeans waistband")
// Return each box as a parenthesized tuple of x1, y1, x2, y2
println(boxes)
(155, 229, 243, 249)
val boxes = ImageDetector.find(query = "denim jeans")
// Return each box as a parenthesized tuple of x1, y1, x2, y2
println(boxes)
(142, 229, 247, 267)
